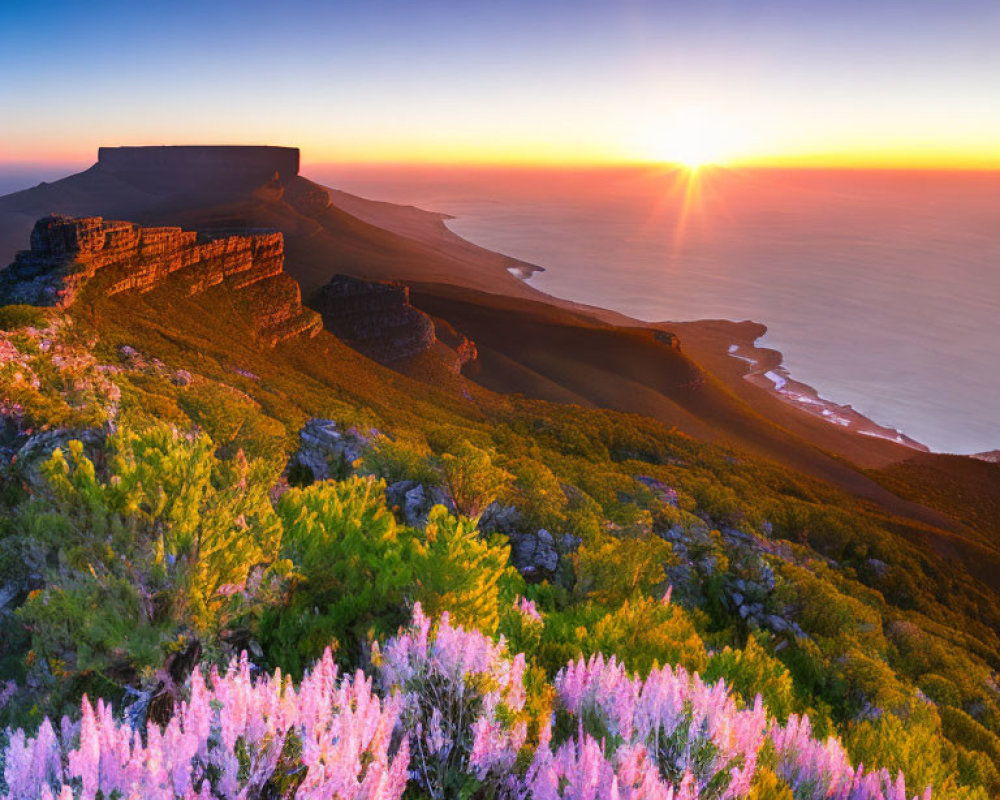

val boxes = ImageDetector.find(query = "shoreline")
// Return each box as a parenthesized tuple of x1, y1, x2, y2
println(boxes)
(724, 333, 929, 453)
(499, 264, 932, 455)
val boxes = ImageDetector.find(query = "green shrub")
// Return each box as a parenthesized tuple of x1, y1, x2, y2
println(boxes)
(706, 635, 797, 721)
(940, 706, 1000, 787)
(537, 595, 706, 677)
(574, 535, 673, 605)
(409, 505, 512, 634)
(9, 423, 284, 715)
(261, 478, 513, 673)
(359, 433, 438, 485)
(439, 440, 513, 519)
(261, 476, 415, 674)
(0, 304, 50, 331)
(845, 710, 988, 799)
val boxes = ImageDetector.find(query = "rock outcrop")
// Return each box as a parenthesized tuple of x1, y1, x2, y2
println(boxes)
(314, 275, 436, 363)
(431, 316, 479, 373)
(284, 178, 334, 214)
(0, 215, 321, 346)
(287, 418, 379, 484)
(385, 480, 457, 527)
(478, 501, 580, 582)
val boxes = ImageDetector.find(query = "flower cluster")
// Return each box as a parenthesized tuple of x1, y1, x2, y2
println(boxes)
(514, 596, 544, 624)
(771, 715, 932, 800)
(547, 653, 766, 799)
(529, 730, 689, 800)
(375, 602, 529, 799)
(1, 607, 935, 800)
(2, 649, 408, 800)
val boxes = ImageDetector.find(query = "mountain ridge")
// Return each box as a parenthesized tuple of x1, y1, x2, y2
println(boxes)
(0, 146, 993, 555)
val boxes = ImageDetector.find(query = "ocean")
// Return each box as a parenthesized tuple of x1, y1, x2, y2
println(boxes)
(312, 165, 1000, 455)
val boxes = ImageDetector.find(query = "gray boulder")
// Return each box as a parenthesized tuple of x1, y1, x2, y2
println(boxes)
(288, 418, 377, 483)
(478, 501, 524, 536)
(508, 528, 561, 579)
(385, 480, 455, 527)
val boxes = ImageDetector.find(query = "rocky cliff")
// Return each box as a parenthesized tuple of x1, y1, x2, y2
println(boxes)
(0, 215, 321, 346)
(314, 275, 436, 363)
(431, 315, 479, 373)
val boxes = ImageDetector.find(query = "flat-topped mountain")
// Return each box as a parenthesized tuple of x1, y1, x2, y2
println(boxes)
(0, 146, 542, 302)
(96, 145, 300, 184)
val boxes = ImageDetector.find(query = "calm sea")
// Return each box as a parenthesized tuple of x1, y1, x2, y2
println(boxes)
(314, 165, 1000, 455)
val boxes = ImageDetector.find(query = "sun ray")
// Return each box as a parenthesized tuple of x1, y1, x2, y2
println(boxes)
(670, 165, 705, 253)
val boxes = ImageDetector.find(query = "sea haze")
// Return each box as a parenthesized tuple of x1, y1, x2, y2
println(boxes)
(314, 165, 1000, 455)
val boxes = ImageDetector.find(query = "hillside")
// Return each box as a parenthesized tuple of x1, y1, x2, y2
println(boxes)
(0, 150, 949, 463)
(1, 150, 1000, 798)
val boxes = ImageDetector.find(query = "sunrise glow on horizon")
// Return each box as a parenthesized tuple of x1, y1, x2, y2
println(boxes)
(2, 1, 999, 171)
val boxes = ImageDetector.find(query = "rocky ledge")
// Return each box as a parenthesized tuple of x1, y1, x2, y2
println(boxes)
(0, 215, 321, 346)
(314, 275, 436, 363)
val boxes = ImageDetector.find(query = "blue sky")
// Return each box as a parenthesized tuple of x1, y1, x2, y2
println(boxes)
(2, 0, 999, 166)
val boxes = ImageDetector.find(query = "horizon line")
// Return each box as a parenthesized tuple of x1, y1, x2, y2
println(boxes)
(1, 153, 1000, 174)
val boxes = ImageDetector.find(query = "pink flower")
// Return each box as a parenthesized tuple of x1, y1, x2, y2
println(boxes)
(771, 714, 930, 800)
(551, 654, 767, 799)
(376, 604, 529, 798)
(514, 596, 544, 623)
(3, 649, 407, 800)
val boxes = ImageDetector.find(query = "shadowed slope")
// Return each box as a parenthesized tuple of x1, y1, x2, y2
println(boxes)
(407, 283, 967, 535)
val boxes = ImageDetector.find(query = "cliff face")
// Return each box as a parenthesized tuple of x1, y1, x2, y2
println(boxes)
(431, 316, 479, 373)
(314, 275, 436, 363)
(0, 215, 321, 346)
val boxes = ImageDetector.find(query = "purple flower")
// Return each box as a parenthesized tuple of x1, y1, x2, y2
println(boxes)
(375, 603, 529, 798)
(2, 649, 407, 800)
(771, 714, 931, 800)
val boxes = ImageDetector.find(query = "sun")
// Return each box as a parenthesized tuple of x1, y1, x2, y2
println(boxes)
(668, 139, 715, 171)
(635, 107, 738, 169)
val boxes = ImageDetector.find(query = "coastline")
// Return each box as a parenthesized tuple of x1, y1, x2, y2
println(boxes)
(497, 266, 932, 456)
(313, 184, 940, 460)
(723, 330, 929, 452)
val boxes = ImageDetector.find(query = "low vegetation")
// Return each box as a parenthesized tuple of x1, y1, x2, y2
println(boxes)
(0, 280, 998, 798)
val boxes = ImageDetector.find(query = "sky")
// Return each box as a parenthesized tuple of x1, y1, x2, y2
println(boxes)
(1, 0, 999, 169)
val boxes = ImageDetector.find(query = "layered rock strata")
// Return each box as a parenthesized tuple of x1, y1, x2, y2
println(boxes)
(314, 274, 436, 363)
(0, 216, 321, 346)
